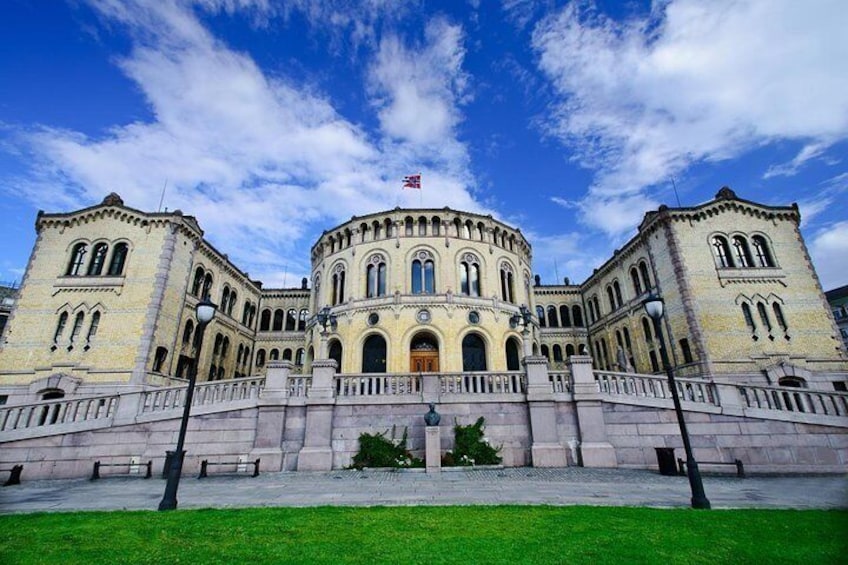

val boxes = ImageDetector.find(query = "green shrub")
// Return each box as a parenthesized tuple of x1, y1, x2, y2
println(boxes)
(349, 427, 423, 469)
(443, 417, 502, 466)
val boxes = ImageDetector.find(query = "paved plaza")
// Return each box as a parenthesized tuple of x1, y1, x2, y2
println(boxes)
(1, 467, 846, 513)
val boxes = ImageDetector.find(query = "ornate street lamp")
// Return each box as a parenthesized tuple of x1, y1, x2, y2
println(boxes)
(643, 293, 711, 509)
(314, 306, 337, 359)
(509, 305, 534, 357)
(159, 296, 217, 511)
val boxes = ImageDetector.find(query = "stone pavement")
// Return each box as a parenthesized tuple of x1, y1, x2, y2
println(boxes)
(1, 467, 846, 514)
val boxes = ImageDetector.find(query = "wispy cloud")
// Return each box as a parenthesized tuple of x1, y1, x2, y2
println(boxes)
(809, 221, 848, 289)
(532, 0, 848, 236)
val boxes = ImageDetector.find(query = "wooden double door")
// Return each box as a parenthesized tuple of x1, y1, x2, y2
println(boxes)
(410, 350, 439, 372)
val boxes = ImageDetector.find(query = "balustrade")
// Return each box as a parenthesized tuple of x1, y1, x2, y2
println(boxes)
(738, 384, 848, 417)
(548, 371, 572, 393)
(439, 372, 525, 395)
(287, 376, 312, 397)
(141, 376, 264, 413)
(335, 374, 421, 397)
(594, 370, 717, 405)
(0, 395, 118, 432)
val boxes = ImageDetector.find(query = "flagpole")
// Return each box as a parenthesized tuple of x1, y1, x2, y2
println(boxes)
(419, 172, 423, 207)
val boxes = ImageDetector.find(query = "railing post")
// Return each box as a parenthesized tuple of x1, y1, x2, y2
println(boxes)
(297, 359, 337, 471)
(713, 382, 744, 417)
(524, 355, 569, 467)
(112, 388, 144, 425)
(570, 355, 617, 468)
(251, 360, 292, 472)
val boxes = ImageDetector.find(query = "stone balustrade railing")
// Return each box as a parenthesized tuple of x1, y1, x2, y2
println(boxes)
(335, 373, 421, 397)
(594, 370, 719, 406)
(0, 394, 118, 432)
(439, 371, 525, 395)
(288, 375, 312, 397)
(738, 383, 848, 417)
(141, 376, 264, 413)
(549, 371, 572, 393)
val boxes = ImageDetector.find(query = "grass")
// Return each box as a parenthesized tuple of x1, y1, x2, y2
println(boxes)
(1, 506, 846, 564)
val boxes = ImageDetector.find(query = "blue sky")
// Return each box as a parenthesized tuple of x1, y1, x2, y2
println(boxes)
(1, 0, 846, 290)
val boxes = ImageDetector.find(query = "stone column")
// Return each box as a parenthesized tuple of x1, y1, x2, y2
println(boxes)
(713, 382, 745, 417)
(297, 359, 337, 471)
(251, 360, 292, 472)
(425, 427, 441, 473)
(570, 355, 617, 467)
(524, 355, 568, 467)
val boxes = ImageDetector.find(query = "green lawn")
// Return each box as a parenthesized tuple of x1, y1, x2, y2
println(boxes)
(1, 506, 846, 564)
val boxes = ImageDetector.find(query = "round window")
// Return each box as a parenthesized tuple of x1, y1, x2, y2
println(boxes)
(468, 311, 480, 324)
(367, 312, 380, 326)
(416, 309, 431, 324)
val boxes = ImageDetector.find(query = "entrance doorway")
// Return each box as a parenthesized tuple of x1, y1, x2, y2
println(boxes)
(410, 332, 439, 372)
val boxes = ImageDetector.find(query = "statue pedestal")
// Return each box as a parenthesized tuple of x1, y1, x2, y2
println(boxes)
(425, 426, 441, 473)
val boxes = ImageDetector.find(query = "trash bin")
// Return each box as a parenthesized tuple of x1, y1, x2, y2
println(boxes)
(655, 447, 677, 476)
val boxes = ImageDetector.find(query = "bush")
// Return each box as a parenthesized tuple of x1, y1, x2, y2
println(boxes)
(442, 417, 502, 466)
(349, 427, 423, 469)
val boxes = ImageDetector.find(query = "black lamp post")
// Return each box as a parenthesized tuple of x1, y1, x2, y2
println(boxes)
(509, 305, 534, 357)
(159, 296, 217, 511)
(643, 293, 711, 509)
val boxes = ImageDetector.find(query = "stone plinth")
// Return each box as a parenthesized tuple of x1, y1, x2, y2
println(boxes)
(425, 426, 441, 473)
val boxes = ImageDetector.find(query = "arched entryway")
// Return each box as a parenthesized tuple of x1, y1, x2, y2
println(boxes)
(410, 332, 439, 372)
(362, 334, 387, 373)
(462, 333, 487, 371)
(328, 340, 343, 370)
(505, 337, 521, 371)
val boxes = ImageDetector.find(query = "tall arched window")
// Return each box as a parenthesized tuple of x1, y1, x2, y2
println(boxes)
(505, 338, 520, 371)
(536, 305, 547, 328)
(256, 349, 266, 367)
(108, 242, 129, 276)
(87, 243, 108, 276)
(741, 303, 756, 334)
(366, 254, 387, 298)
(69, 312, 85, 346)
(192, 267, 204, 296)
(772, 303, 788, 332)
(712, 236, 733, 268)
(752, 236, 775, 267)
(272, 309, 284, 331)
(642, 317, 653, 342)
(541, 344, 550, 360)
(85, 312, 100, 345)
(405, 216, 414, 236)
(53, 312, 68, 344)
(384, 218, 393, 238)
(228, 291, 237, 316)
(66, 243, 88, 276)
(411, 251, 435, 294)
(182, 320, 194, 346)
(757, 302, 772, 333)
(332, 265, 346, 305)
(606, 286, 616, 312)
(500, 264, 515, 303)
(732, 236, 753, 267)
(565, 344, 575, 357)
(572, 305, 583, 327)
(418, 216, 427, 236)
(153, 347, 168, 373)
(298, 309, 309, 331)
(221, 287, 231, 314)
(202, 273, 213, 299)
(460, 253, 480, 296)
(362, 334, 387, 373)
(295, 348, 305, 365)
(269, 348, 279, 361)
(285, 309, 297, 331)
(613, 280, 623, 308)
(431, 216, 440, 236)
(552, 344, 563, 362)
(328, 340, 343, 368)
(638, 260, 651, 290)
(283, 348, 292, 361)
(462, 333, 487, 371)
(372, 220, 381, 240)
(559, 305, 571, 327)
(547, 305, 559, 328)
(630, 267, 642, 296)
(260, 309, 271, 331)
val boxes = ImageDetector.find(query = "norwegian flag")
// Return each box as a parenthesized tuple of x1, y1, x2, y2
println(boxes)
(402, 173, 422, 189)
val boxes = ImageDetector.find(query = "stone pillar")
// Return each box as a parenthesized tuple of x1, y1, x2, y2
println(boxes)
(570, 355, 617, 467)
(425, 426, 441, 473)
(713, 382, 745, 417)
(524, 355, 568, 467)
(112, 386, 145, 425)
(250, 361, 292, 472)
(422, 374, 441, 404)
(297, 359, 337, 471)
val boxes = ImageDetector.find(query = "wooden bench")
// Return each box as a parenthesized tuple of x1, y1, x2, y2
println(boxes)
(2, 465, 23, 486)
(678, 457, 745, 478)
(91, 460, 152, 480)
(199, 458, 260, 478)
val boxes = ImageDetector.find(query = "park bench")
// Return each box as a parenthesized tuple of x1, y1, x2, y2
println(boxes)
(2, 464, 23, 486)
(91, 459, 152, 480)
(199, 458, 260, 478)
(678, 457, 745, 478)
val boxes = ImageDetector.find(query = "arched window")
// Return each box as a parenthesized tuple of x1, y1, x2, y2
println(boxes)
(552, 344, 563, 362)
(192, 268, 204, 296)
(732, 236, 753, 267)
(536, 305, 547, 328)
(541, 344, 550, 360)
(285, 309, 297, 331)
(269, 349, 279, 361)
(638, 261, 651, 290)
(405, 216, 414, 236)
(560, 305, 571, 327)
(260, 309, 271, 331)
(283, 348, 292, 361)
(418, 216, 427, 236)
(757, 302, 772, 333)
(752, 236, 775, 267)
(332, 266, 346, 305)
(202, 273, 213, 299)
(505, 338, 521, 371)
(69, 312, 85, 347)
(66, 243, 88, 276)
(772, 303, 788, 332)
(221, 287, 230, 314)
(463, 221, 472, 239)
(295, 348, 305, 365)
(477, 222, 486, 241)
(642, 317, 653, 342)
(53, 312, 68, 344)
(572, 305, 583, 327)
(272, 309, 284, 331)
(462, 333, 487, 371)
(606, 286, 616, 312)
(384, 218, 393, 238)
(460, 253, 480, 296)
(256, 349, 266, 367)
(741, 303, 756, 334)
(298, 309, 308, 331)
(431, 216, 441, 236)
(228, 291, 237, 316)
(85, 312, 100, 345)
(360, 223, 368, 243)
(592, 296, 601, 321)
(153, 347, 168, 373)
(500, 264, 515, 303)
(630, 267, 642, 296)
(712, 236, 733, 268)
(328, 340, 343, 368)
(411, 251, 435, 294)
(108, 242, 129, 276)
(372, 220, 381, 240)
(613, 280, 623, 307)
(87, 243, 108, 276)
(565, 344, 575, 357)
(547, 305, 559, 327)
(182, 320, 194, 346)
(362, 334, 387, 373)
(366, 254, 387, 298)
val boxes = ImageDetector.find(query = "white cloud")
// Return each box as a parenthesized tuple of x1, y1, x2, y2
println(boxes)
(809, 222, 848, 290)
(532, 0, 848, 235)
(11, 0, 482, 285)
